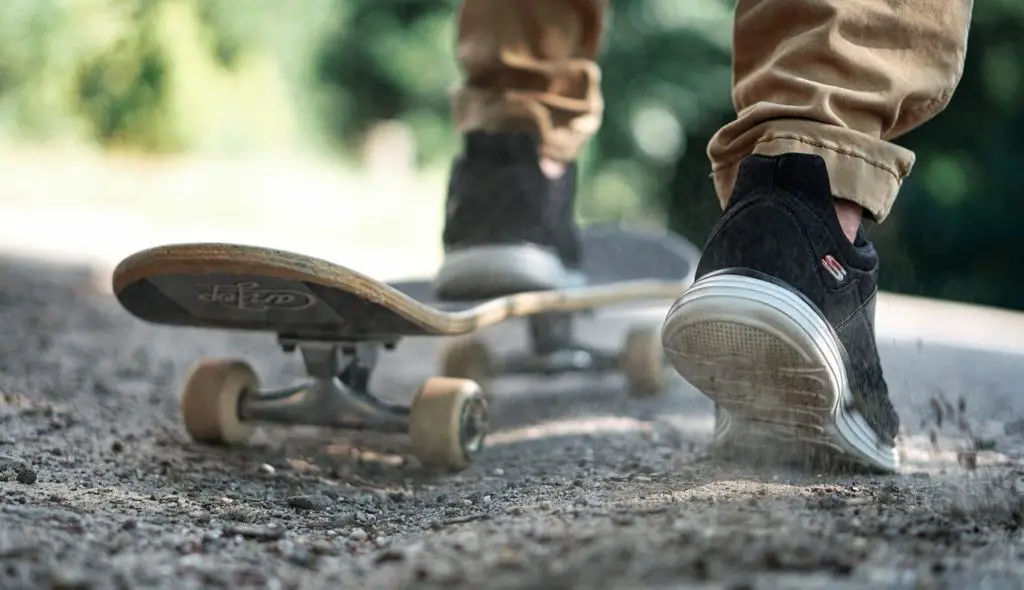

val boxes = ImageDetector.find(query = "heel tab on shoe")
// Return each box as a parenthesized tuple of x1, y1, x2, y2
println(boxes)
(730, 155, 782, 206)
(774, 153, 833, 201)
(731, 153, 834, 212)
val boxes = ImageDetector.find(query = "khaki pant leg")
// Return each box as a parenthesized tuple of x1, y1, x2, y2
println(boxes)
(452, 0, 608, 163)
(708, 0, 974, 222)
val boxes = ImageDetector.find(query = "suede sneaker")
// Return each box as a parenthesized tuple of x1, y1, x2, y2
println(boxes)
(661, 153, 900, 473)
(433, 131, 583, 300)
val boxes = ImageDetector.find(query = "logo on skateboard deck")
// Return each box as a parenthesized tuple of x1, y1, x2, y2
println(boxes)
(196, 282, 316, 311)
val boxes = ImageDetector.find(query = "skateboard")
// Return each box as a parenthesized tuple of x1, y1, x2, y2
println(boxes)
(111, 224, 701, 471)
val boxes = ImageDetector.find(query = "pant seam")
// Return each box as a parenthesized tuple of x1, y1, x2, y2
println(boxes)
(712, 135, 902, 181)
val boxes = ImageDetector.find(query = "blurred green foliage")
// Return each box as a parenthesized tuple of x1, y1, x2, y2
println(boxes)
(868, 2, 1024, 310)
(0, 0, 1022, 309)
(0, 0, 336, 151)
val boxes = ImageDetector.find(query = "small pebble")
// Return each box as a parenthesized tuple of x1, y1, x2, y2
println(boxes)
(496, 547, 525, 568)
(259, 464, 276, 475)
(311, 540, 340, 556)
(816, 495, 847, 510)
(957, 451, 978, 471)
(376, 549, 404, 563)
(222, 524, 286, 542)
(288, 495, 333, 511)
(348, 528, 368, 541)
(16, 468, 37, 485)
(286, 548, 316, 567)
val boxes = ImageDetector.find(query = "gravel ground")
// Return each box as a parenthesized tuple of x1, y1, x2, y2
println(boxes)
(2, 254, 1024, 590)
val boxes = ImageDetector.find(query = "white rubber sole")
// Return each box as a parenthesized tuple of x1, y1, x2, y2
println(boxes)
(661, 273, 899, 473)
(433, 244, 582, 299)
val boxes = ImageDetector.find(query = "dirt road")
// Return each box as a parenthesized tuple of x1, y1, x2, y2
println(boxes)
(2, 254, 1024, 590)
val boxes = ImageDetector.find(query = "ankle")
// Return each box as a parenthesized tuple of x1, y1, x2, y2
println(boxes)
(833, 199, 862, 243)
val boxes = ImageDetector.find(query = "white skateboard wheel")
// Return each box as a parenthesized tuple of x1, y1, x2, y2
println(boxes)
(620, 325, 667, 396)
(408, 377, 488, 470)
(180, 359, 258, 445)
(439, 336, 495, 391)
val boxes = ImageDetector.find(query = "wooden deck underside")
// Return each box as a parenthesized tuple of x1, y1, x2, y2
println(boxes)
(112, 226, 700, 341)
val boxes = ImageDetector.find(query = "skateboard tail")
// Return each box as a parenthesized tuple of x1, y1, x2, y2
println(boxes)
(112, 243, 448, 340)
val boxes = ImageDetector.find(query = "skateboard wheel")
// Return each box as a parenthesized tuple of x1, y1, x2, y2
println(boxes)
(180, 359, 258, 446)
(408, 377, 488, 471)
(439, 336, 495, 390)
(620, 326, 667, 397)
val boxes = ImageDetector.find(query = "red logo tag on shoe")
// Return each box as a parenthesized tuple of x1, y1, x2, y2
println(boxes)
(821, 254, 847, 281)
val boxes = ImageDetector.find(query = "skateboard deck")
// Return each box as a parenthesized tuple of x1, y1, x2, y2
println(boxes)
(112, 224, 701, 342)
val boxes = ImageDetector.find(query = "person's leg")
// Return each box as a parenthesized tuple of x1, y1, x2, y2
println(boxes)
(662, 0, 974, 472)
(434, 0, 606, 300)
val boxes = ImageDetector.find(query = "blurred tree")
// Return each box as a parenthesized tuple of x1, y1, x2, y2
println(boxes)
(580, 1, 734, 228)
(314, 0, 461, 162)
(0, 0, 335, 152)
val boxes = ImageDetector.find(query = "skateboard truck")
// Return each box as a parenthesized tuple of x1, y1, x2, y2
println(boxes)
(178, 338, 489, 471)
(240, 342, 409, 433)
(440, 311, 668, 396)
(501, 312, 622, 374)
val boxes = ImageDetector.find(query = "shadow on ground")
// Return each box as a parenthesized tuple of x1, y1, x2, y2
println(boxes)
(1, 254, 1024, 590)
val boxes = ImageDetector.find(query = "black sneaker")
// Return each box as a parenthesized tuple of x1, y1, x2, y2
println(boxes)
(661, 153, 900, 473)
(433, 131, 583, 300)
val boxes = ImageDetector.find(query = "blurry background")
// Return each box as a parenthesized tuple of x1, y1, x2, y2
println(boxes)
(0, 0, 1021, 308)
